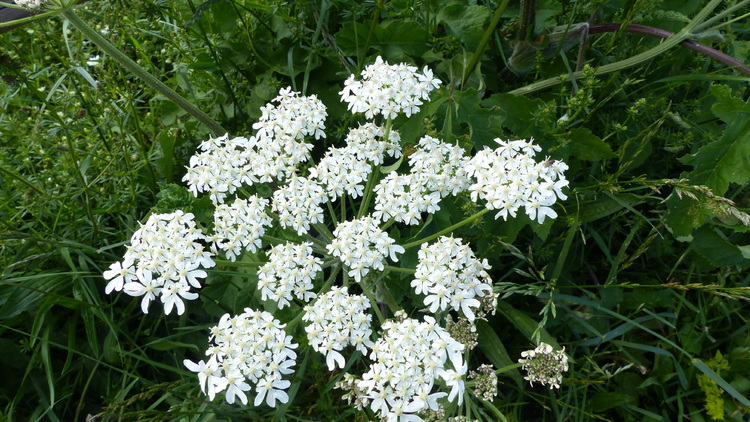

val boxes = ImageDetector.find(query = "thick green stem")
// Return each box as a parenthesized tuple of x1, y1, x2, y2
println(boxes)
(462, 0, 511, 86)
(60, 8, 226, 135)
(510, 0, 725, 96)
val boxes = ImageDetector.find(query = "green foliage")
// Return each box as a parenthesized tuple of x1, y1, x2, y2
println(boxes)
(1, 0, 750, 420)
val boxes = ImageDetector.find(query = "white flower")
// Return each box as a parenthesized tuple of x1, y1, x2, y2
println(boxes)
(518, 342, 569, 389)
(103, 210, 214, 315)
(272, 176, 326, 235)
(464, 138, 568, 223)
(303, 286, 374, 370)
(258, 242, 321, 309)
(211, 196, 272, 261)
(411, 236, 493, 321)
(340, 56, 441, 119)
(327, 216, 404, 282)
(186, 309, 298, 407)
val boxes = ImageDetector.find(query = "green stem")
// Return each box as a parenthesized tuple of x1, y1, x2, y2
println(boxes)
(462, 0, 511, 86)
(285, 264, 341, 331)
(401, 207, 490, 250)
(382, 265, 415, 274)
(0, 11, 56, 28)
(509, 0, 725, 96)
(60, 8, 226, 135)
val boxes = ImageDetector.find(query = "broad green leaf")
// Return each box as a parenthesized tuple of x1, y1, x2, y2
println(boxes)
(454, 89, 505, 148)
(334, 21, 370, 57)
(556, 128, 616, 161)
(437, 3, 490, 51)
(680, 85, 750, 195)
(692, 226, 749, 267)
(377, 21, 431, 59)
(475, 320, 522, 385)
(482, 93, 546, 139)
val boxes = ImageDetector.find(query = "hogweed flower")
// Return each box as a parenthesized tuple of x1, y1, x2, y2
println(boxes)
(184, 309, 298, 407)
(14, 0, 47, 10)
(303, 286, 374, 370)
(468, 364, 498, 402)
(103, 210, 214, 314)
(412, 236, 493, 321)
(518, 342, 569, 389)
(340, 56, 441, 119)
(258, 242, 321, 309)
(210, 196, 272, 261)
(356, 316, 466, 420)
(326, 216, 405, 282)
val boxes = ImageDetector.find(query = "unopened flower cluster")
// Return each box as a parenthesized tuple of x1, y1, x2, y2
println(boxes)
(303, 286, 374, 370)
(518, 342, 569, 389)
(184, 309, 298, 406)
(103, 210, 214, 315)
(257, 242, 321, 309)
(355, 314, 467, 420)
(412, 236, 492, 321)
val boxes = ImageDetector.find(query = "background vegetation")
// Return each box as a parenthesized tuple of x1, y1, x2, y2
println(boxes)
(1, 0, 749, 420)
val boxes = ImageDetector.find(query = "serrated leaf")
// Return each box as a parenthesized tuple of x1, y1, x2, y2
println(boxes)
(454, 89, 505, 148)
(692, 226, 748, 267)
(482, 93, 546, 139)
(557, 128, 615, 161)
(680, 85, 750, 195)
(664, 192, 709, 239)
(437, 3, 490, 51)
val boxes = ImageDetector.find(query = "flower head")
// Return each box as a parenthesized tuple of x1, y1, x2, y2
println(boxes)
(340, 56, 441, 119)
(185, 309, 298, 407)
(103, 210, 214, 315)
(258, 242, 321, 309)
(518, 342, 569, 389)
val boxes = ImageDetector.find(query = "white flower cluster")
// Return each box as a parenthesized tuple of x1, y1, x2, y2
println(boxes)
(103, 211, 215, 315)
(182, 134, 257, 204)
(311, 123, 401, 201)
(303, 286, 374, 370)
(271, 176, 326, 235)
(14, 0, 46, 10)
(326, 216, 405, 282)
(373, 135, 470, 226)
(412, 236, 492, 321)
(464, 138, 569, 223)
(257, 242, 321, 309)
(340, 56, 441, 119)
(409, 135, 471, 197)
(182, 88, 326, 204)
(210, 196, 272, 261)
(184, 309, 298, 406)
(358, 315, 467, 421)
(518, 342, 569, 389)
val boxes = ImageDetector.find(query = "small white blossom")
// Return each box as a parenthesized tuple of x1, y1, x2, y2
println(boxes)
(271, 176, 327, 235)
(326, 216, 405, 282)
(356, 316, 466, 421)
(303, 286, 374, 370)
(258, 242, 321, 309)
(464, 138, 568, 223)
(14, 0, 47, 10)
(103, 210, 215, 315)
(211, 196, 272, 261)
(340, 56, 441, 119)
(184, 309, 298, 407)
(412, 237, 493, 321)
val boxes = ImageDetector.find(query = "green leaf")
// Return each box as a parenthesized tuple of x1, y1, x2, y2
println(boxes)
(482, 93, 546, 139)
(376, 20, 431, 59)
(680, 85, 750, 195)
(692, 226, 749, 267)
(454, 89, 505, 149)
(557, 128, 616, 161)
(475, 320, 522, 385)
(572, 193, 643, 224)
(693, 358, 750, 407)
(437, 3, 490, 51)
(495, 300, 559, 348)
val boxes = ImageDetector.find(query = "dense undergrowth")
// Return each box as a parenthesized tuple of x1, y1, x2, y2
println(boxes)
(1, 0, 750, 421)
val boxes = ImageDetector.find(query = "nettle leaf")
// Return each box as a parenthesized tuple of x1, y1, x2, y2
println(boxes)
(453, 89, 505, 149)
(482, 93, 546, 139)
(437, 3, 490, 52)
(666, 85, 750, 238)
(692, 227, 749, 268)
(556, 128, 616, 161)
(680, 85, 750, 195)
(334, 20, 430, 60)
